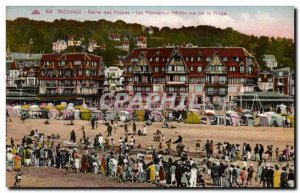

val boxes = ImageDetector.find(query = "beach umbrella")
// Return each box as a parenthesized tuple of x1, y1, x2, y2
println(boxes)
(278, 103, 287, 108)
(230, 113, 240, 118)
(66, 106, 75, 111)
(190, 109, 200, 113)
(40, 103, 47, 108)
(205, 112, 215, 116)
(205, 109, 215, 115)
(68, 103, 74, 107)
(13, 105, 22, 110)
(243, 114, 254, 119)
(257, 114, 267, 117)
(30, 105, 40, 111)
(226, 110, 236, 115)
(281, 113, 289, 116)
(264, 112, 275, 116)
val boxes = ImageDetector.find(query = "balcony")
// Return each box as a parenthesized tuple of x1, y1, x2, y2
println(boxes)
(206, 91, 227, 96)
(46, 83, 57, 87)
(205, 81, 227, 85)
(64, 83, 76, 87)
(166, 81, 187, 85)
(277, 82, 284, 86)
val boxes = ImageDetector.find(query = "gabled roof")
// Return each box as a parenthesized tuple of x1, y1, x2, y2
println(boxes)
(41, 54, 61, 61)
(9, 60, 18, 70)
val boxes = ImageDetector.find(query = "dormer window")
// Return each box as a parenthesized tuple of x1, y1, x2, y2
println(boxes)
(149, 57, 153, 62)
(240, 66, 245, 73)
(206, 57, 210, 62)
(248, 66, 253, 74)
(230, 66, 236, 72)
(197, 56, 202, 62)
(156, 57, 159, 62)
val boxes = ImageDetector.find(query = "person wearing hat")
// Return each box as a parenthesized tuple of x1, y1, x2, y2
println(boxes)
(240, 167, 247, 187)
(13, 152, 21, 171)
(159, 163, 166, 185)
(280, 167, 288, 188)
(273, 165, 281, 188)
(246, 163, 254, 186)
(189, 164, 198, 187)
(256, 161, 263, 183)
(147, 161, 156, 183)
(260, 164, 268, 187)
(224, 164, 232, 187)
(287, 168, 294, 188)
(266, 164, 274, 188)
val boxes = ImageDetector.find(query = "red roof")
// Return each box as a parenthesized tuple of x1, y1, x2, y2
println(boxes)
(124, 47, 259, 77)
(9, 60, 18, 70)
(41, 54, 61, 61)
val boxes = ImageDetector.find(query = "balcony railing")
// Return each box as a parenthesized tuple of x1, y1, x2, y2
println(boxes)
(166, 81, 188, 84)
(205, 81, 227, 85)
(46, 83, 57, 87)
(277, 82, 284, 86)
(206, 91, 227, 96)
(134, 81, 151, 84)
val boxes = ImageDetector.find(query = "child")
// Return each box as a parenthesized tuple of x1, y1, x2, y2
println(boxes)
(14, 169, 23, 187)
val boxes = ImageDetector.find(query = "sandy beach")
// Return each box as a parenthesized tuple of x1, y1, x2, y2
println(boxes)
(6, 117, 295, 188)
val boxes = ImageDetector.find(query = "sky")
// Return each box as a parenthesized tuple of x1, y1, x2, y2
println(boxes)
(6, 6, 295, 39)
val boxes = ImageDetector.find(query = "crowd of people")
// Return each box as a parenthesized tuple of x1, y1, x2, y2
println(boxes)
(6, 118, 295, 188)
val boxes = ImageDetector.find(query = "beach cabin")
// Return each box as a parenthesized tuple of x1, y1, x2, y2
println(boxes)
(119, 110, 130, 122)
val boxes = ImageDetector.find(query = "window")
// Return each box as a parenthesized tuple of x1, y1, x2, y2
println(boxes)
(59, 61, 65, 66)
(235, 57, 240, 62)
(190, 78, 194, 83)
(186, 57, 189, 62)
(74, 61, 81, 65)
(197, 56, 202, 61)
(128, 67, 132, 72)
(197, 66, 202, 72)
(190, 67, 194, 72)
(219, 76, 226, 84)
(156, 57, 159, 62)
(195, 85, 202, 92)
(240, 66, 245, 73)
(223, 57, 227, 62)
(177, 66, 184, 72)
(240, 78, 245, 83)
(248, 67, 253, 74)
(86, 70, 90, 76)
(154, 67, 159, 72)
(206, 57, 211, 62)
(149, 57, 153, 62)
(191, 57, 194, 62)
(179, 76, 186, 82)
(230, 66, 236, 72)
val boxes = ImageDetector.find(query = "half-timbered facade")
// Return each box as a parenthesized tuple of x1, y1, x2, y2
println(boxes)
(38, 53, 105, 105)
(124, 46, 259, 105)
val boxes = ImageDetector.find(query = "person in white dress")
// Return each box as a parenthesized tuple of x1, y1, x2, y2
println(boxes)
(189, 165, 198, 187)
(143, 125, 147, 136)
